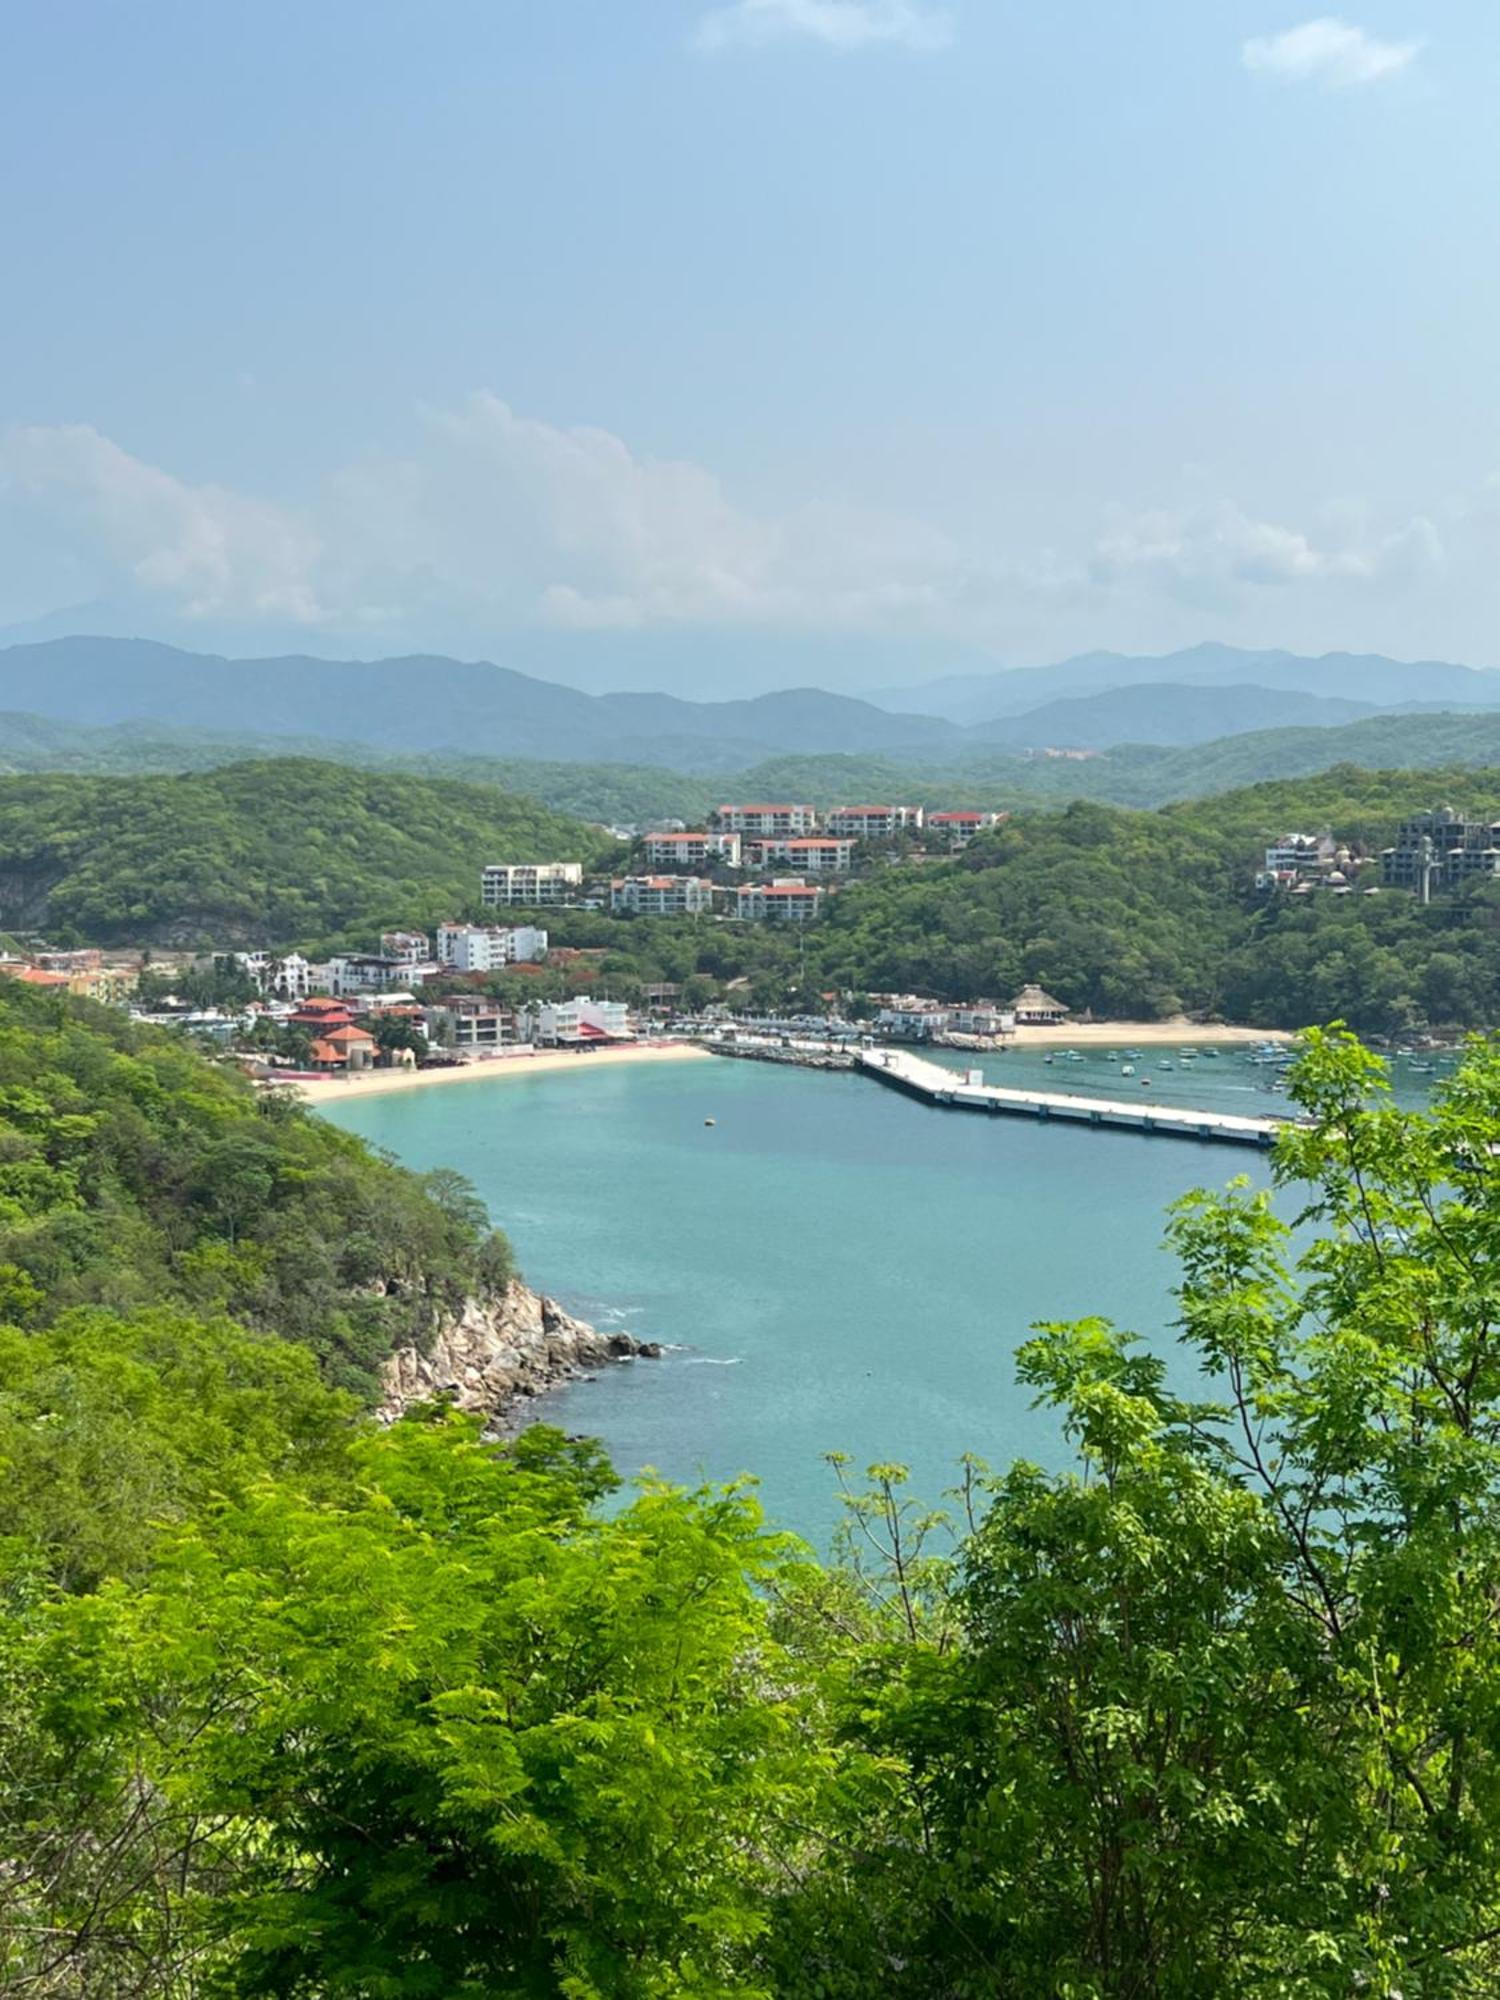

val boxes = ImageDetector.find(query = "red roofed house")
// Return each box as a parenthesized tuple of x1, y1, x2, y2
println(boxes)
(309, 1022, 378, 1071)
(3, 966, 72, 988)
(290, 996, 356, 1033)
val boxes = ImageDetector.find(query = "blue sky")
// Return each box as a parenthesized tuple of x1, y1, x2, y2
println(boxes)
(1, 0, 1494, 691)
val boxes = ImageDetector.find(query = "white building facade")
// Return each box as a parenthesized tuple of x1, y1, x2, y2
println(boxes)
(527, 998, 633, 1044)
(436, 923, 549, 973)
(744, 837, 854, 874)
(640, 831, 742, 869)
(824, 805, 924, 838)
(735, 880, 825, 923)
(925, 811, 1003, 849)
(610, 876, 715, 916)
(481, 862, 583, 907)
(711, 804, 819, 836)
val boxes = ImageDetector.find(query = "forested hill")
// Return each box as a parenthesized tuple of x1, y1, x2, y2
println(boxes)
(808, 766, 1500, 1033)
(0, 978, 515, 1409)
(0, 758, 610, 946)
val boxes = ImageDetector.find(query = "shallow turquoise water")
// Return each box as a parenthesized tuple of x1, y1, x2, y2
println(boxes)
(320, 1046, 1441, 1540)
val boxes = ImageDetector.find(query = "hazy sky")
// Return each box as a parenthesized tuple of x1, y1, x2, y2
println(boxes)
(1, 1, 1494, 691)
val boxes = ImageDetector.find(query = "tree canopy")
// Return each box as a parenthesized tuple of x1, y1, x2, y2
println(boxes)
(11, 990, 1500, 1991)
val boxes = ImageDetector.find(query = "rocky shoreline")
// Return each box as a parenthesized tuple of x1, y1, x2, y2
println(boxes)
(379, 1281, 661, 1429)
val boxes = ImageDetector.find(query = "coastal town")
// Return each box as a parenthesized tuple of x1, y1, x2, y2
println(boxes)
(0, 797, 1487, 1084)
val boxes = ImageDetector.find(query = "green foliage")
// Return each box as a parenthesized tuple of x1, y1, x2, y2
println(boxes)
(0, 981, 514, 1394)
(18, 1001, 1500, 1992)
(0, 757, 611, 946)
(804, 773, 1500, 1031)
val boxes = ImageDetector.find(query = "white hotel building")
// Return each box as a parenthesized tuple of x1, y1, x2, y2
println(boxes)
(436, 923, 549, 973)
(481, 862, 583, 907)
(925, 811, 1004, 849)
(610, 876, 715, 917)
(640, 830, 743, 869)
(735, 879, 825, 923)
(745, 836, 855, 874)
(824, 805, 924, 839)
(711, 803, 819, 836)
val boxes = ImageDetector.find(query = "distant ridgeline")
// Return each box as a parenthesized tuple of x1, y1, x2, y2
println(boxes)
(10, 984, 1500, 1987)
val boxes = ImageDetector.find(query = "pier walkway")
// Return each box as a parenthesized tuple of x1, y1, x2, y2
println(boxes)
(857, 1048, 1289, 1149)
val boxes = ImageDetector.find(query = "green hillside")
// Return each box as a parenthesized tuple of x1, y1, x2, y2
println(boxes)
(804, 766, 1500, 1033)
(0, 758, 612, 947)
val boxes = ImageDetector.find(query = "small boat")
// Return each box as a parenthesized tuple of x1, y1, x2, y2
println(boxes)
(1124, 1049, 1142, 1060)
(1160, 1060, 1175, 1071)
(704, 1117, 717, 1127)
(1203, 1048, 1220, 1059)
(1121, 1063, 1136, 1077)
(1140, 1077, 1152, 1088)
(1043, 1054, 1054, 1065)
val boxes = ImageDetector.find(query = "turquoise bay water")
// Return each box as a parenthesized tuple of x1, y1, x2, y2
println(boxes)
(321, 1046, 1444, 1540)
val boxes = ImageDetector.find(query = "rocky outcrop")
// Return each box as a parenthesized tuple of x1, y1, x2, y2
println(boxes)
(379, 1281, 661, 1428)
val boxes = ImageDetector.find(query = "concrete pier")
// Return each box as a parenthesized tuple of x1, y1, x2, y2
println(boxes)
(857, 1048, 1288, 1149)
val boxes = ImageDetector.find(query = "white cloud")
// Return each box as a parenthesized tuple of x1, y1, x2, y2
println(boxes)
(1092, 500, 1441, 596)
(0, 404, 1453, 659)
(1241, 17, 1422, 89)
(693, 0, 952, 55)
(0, 422, 323, 623)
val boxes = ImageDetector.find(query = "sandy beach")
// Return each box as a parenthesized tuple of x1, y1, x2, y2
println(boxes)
(289, 1041, 712, 1105)
(1005, 1020, 1293, 1049)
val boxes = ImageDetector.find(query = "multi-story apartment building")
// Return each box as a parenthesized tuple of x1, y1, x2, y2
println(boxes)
(735, 879, 825, 923)
(423, 995, 521, 1050)
(925, 811, 1004, 849)
(527, 998, 633, 1045)
(711, 803, 819, 837)
(481, 862, 583, 907)
(824, 805, 924, 839)
(640, 830, 743, 869)
(326, 954, 404, 997)
(435, 923, 548, 973)
(610, 876, 715, 917)
(1382, 808, 1500, 896)
(744, 836, 854, 874)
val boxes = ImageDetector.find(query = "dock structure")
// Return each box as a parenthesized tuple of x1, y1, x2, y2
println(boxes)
(857, 1048, 1289, 1150)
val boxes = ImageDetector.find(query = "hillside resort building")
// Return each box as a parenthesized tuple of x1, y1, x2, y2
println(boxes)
(481, 862, 584, 907)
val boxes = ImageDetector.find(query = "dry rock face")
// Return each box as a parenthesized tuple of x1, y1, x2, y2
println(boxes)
(380, 1281, 660, 1426)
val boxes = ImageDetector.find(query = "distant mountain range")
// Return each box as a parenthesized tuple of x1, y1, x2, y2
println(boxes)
(4, 635, 1499, 772)
(873, 642, 1500, 726)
